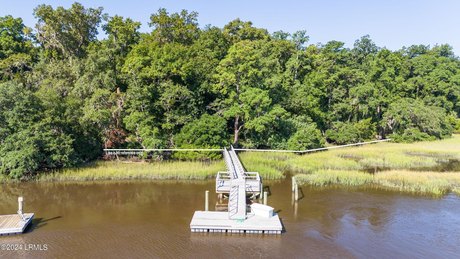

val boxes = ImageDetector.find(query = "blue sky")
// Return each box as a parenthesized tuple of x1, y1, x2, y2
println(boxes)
(1, 0, 459, 54)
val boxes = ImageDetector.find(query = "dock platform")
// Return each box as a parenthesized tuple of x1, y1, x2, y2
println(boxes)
(0, 213, 34, 236)
(190, 211, 282, 234)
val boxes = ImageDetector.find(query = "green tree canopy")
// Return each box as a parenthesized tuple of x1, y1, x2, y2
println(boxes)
(382, 98, 453, 141)
(34, 2, 103, 58)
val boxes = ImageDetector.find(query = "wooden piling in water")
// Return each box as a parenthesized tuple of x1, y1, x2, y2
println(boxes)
(292, 177, 299, 201)
(294, 185, 299, 201)
(18, 197, 23, 216)
(205, 190, 209, 211)
(263, 191, 268, 205)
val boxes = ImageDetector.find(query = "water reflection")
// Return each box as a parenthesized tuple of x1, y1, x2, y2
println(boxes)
(0, 180, 459, 258)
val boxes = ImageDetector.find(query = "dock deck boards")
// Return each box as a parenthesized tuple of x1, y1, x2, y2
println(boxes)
(190, 211, 282, 234)
(0, 213, 34, 235)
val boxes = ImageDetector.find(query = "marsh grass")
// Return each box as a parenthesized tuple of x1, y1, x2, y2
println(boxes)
(453, 187, 460, 195)
(34, 152, 290, 182)
(290, 135, 460, 172)
(295, 170, 460, 196)
(291, 135, 460, 196)
(238, 152, 295, 179)
(7, 135, 460, 196)
(374, 170, 459, 196)
(295, 170, 373, 187)
(39, 160, 225, 181)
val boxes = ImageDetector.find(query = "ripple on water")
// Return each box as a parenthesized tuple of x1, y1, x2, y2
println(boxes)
(0, 180, 459, 258)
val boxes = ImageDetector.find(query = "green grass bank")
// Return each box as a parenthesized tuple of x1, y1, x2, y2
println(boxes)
(289, 135, 460, 196)
(38, 160, 225, 181)
(12, 135, 460, 196)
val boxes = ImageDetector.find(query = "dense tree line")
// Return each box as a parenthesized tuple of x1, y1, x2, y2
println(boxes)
(1, 3, 459, 178)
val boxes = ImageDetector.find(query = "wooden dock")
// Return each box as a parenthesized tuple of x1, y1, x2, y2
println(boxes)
(0, 213, 34, 236)
(190, 211, 282, 234)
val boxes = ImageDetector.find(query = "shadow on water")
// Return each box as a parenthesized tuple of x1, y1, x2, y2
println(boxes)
(0, 179, 458, 258)
(26, 216, 62, 233)
(279, 217, 287, 233)
(297, 187, 305, 201)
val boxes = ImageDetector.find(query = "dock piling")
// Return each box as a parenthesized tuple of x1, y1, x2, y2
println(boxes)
(292, 177, 299, 201)
(17, 197, 23, 216)
(263, 191, 268, 205)
(294, 185, 299, 201)
(205, 190, 209, 211)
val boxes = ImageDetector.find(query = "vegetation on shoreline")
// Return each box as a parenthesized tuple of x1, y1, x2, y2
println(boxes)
(37, 155, 289, 182)
(29, 136, 459, 196)
(295, 170, 460, 196)
(291, 135, 460, 196)
(1, 136, 459, 197)
(1, 3, 459, 179)
(289, 139, 460, 174)
(238, 152, 294, 179)
(38, 161, 224, 181)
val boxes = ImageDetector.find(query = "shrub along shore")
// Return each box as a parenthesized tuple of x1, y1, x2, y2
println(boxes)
(3, 135, 459, 196)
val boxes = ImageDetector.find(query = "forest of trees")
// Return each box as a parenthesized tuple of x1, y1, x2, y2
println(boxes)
(1, 3, 460, 178)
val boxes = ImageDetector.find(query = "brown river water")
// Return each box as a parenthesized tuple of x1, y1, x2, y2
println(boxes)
(1, 179, 459, 258)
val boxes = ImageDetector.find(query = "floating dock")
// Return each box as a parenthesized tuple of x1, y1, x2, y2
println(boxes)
(190, 211, 282, 234)
(0, 197, 34, 236)
(190, 146, 283, 235)
(0, 213, 34, 236)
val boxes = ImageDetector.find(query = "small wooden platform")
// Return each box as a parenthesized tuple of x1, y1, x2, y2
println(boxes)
(0, 213, 34, 235)
(190, 211, 282, 234)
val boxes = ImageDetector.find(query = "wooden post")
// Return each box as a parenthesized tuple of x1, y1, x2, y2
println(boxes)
(292, 177, 295, 192)
(260, 183, 263, 200)
(17, 197, 23, 215)
(263, 191, 268, 205)
(294, 182, 299, 201)
(205, 190, 209, 211)
(294, 198, 298, 218)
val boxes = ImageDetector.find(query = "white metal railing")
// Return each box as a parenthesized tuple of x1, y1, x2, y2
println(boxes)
(223, 148, 238, 179)
(103, 139, 392, 155)
(216, 171, 231, 192)
(229, 146, 246, 178)
(216, 176, 261, 193)
(233, 139, 392, 153)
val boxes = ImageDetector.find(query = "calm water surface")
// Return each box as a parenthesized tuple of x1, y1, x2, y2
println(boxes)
(1, 179, 459, 258)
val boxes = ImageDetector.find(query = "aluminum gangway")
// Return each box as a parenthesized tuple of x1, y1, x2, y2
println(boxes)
(216, 147, 262, 195)
(217, 146, 262, 220)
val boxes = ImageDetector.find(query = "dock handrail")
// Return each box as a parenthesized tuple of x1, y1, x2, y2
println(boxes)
(229, 146, 246, 179)
(223, 148, 238, 179)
